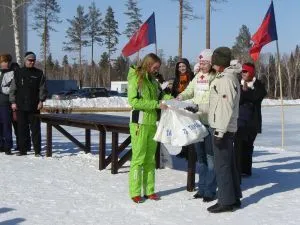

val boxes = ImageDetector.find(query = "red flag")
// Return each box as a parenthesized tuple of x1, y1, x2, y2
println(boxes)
(249, 1, 278, 61)
(122, 13, 156, 57)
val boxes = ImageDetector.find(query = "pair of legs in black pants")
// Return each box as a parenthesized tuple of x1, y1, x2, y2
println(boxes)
(210, 132, 242, 211)
(17, 110, 41, 155)
(235, 130, 257, 177)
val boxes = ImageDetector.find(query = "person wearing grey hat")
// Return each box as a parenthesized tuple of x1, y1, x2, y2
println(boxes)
(207, 47, 242, 213)
(9, 51, 47, 156)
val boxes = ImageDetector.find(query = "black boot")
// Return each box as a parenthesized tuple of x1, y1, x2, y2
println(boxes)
(4, 147, 12, 155)
(16, 150, 27, 156)
(203, 196, 215, 202)
(0, 146, 4, 152)
(193, 192, 204, 199)
(208, 204, 233, 213)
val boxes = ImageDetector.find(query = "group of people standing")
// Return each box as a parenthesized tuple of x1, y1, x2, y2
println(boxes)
(0, 52, 47, 156)
(127, 46, 266, 213)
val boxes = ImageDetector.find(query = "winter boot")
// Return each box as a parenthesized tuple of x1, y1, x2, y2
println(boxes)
(4, 147, 12, 155)
(144, 193, 160, 201)
(132, 196, 144, 203)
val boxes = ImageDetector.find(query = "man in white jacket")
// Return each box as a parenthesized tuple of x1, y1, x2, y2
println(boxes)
(207, 47, 242, 213)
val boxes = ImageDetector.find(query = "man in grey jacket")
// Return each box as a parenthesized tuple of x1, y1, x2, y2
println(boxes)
(207, 47, 242, 213)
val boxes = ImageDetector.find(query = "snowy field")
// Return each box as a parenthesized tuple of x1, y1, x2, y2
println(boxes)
(1, 106, 300, 225)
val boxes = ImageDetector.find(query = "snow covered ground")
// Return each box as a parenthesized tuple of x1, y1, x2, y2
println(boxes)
(1, 106, 300, 225)
(44, 97, 300, 109)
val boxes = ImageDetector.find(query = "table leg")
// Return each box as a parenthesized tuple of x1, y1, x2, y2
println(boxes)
(46, 123, 52, 157)
(99, 132, 106, 170)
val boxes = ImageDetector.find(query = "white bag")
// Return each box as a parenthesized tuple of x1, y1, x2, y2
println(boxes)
(154, 108, 208, 147)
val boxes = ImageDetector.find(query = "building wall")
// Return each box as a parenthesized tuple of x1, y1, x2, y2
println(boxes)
(0, 0, 27, 62)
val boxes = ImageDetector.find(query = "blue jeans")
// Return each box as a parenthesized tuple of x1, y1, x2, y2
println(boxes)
(194, 127, 216, 198)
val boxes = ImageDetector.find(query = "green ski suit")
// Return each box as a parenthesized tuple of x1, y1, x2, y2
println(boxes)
(127, 66, 170, 198)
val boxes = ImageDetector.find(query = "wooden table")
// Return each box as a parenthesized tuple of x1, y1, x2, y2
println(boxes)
(38, 113, 195, 191)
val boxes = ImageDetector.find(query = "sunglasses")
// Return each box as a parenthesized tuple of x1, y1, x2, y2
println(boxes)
(27, 59, 36, 62)
(242, 70, 248, 73)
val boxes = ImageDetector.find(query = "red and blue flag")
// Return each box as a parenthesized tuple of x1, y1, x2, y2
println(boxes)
(122, 13, 156, 57)
(249, 1, 278, 61)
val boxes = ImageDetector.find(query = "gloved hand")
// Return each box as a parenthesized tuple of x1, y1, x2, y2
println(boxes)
(184, 105, 199, 113)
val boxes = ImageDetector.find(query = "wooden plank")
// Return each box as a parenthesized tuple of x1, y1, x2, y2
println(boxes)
(46, 123, 52, 157)
(53, 124, 89, 152)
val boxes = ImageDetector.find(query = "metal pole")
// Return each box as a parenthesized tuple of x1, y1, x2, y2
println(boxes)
(276, 40, 284, 149)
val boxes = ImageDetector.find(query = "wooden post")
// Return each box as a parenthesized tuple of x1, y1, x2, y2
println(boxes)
(46, 123, 52, 157)
(187, 145, 196, 192)
(155, 142, 161, 169)
(111, 132, 119, 174)
(99, 131, 106, 170)
(85, 129, 91, 153)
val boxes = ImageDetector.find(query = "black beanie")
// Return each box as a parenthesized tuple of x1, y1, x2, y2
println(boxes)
(211, 47, 232, 67)
(24, 51, 36, 61)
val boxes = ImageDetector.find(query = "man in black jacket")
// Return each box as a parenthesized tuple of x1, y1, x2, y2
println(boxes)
(9, 52, 47, 156)
(235, 63, 267, 177)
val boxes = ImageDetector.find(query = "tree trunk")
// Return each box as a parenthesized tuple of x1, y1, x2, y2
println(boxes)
(44, 20, 48, 76)
(11, 0, 21, 65)
(79, 42, 82, 89)
(206, 0, 210, 49)
(178, 0, 183, 58)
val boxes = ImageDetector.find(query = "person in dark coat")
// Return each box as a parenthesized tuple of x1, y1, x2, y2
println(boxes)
(9, 52, 47, 156)
(171, 58, 195, 159)
(235, 62, 267, 177)
(9, 61, 20, 152)
(171, 58, 194, 98)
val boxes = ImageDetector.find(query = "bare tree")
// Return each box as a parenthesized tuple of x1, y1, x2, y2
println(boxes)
(0, 0, 30, 64)
(31, 0, 61, 76)
(172, 0, 199, 58)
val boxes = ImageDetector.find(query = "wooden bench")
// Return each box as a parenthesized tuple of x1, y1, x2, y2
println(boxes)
(38, 113, 196, 191)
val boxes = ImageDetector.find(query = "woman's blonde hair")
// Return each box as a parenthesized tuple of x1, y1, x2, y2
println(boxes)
(136, 53, 161, 88)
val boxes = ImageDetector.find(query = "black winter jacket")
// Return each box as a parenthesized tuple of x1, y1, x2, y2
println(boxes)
(238, 79, 267, 133)
(9, 67, 47, 111)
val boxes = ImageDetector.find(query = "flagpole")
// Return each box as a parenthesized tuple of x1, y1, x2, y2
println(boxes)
(153, 12, 158, 55)
(276, 40, 285, 149)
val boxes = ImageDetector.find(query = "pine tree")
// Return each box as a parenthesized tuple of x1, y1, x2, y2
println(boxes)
(32, 0, 61, 76)
(102, 6, 120, 59)
(88, 2, 103, 65)
(113, 55, 129, 81)
(62, 55, 69, 66)
(63, 5, 89, 87)
(102, 6, 120, 85)
(232, 25, 252, 63)
(123, 0, 142, 39)
(99, 52, 110, 86)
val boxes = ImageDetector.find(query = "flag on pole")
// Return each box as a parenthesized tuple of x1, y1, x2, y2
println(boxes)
(249, 1, 278, 61)
(122, 13, 156, 57)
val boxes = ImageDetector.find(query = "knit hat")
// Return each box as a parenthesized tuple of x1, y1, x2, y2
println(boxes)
(242, 63, 255, 78)
(198, 49, 213, 63)
(24, 51, 36, 61)
(211, 47, 232, 67)
(0, 53, 12, 63)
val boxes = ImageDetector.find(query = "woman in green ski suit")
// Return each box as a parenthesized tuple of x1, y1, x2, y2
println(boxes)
(127, 53, 169, 203)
